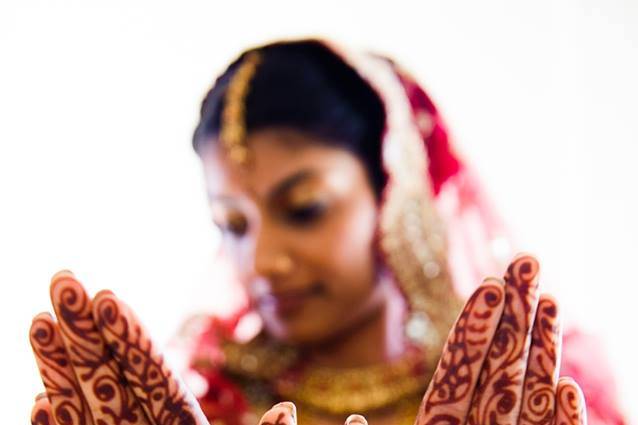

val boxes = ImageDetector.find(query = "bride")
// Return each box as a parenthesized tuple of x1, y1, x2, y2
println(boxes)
(28, 39, 624, 425)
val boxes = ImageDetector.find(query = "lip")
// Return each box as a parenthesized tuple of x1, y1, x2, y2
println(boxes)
(258, 283, 322, 317)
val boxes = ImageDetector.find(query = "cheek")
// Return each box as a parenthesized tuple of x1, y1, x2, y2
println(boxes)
(298, 198, 379, 294)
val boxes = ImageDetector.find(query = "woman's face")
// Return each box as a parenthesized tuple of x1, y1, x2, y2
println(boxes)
(200, 128, 385, 345)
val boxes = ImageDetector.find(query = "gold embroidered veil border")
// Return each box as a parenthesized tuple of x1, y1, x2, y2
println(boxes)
(326, 41, 463, 357)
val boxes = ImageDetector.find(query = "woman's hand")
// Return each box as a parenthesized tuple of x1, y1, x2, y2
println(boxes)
(29, 271, 208, 425)
(30, 255, 587, 425)
(415, 254, 586, 425)
(250, 255, 587, 425)
(254, 402, 367, 425)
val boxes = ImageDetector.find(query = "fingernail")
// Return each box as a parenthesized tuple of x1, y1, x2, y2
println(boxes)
(51, 269, 75, 281)
(513, 252, 536, 261)
(345, 414, 368, 425)
(31, 312, 53, 323)
(95, 289, 115, 298)
(34, 392, 47, 401)
(259, 402, 296, 425)
(482, 276, 505, 286)
(272, 401, 296, 422)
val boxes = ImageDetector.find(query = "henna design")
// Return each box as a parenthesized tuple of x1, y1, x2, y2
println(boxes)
(49, 273, 148, 425)
(93, 292, 207, 425)
(33, 408, 53, 425)
(32, 396, 55, 425)
(555, 378, 587, 425)
(416, 279, 505, 425)
(519, 296, 561, 425)
(30, 314, 94, 425)
(466, 256, 541, 425)
(421, 414, 460, 425)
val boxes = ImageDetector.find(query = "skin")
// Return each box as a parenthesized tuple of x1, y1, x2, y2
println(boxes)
(30, 272, 207, 425)
(199, 127, 408, 366)
(28, 258, 588, 425)
(28, 128, 588, 425)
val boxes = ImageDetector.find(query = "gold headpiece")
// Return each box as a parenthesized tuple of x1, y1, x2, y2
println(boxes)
(220, 51, 262, 165)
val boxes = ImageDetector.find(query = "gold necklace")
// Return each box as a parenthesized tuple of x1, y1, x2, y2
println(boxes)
(273, 346, 433, 415)
(219, 329, 437, 418)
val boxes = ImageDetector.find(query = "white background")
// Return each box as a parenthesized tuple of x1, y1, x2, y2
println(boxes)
(1, 0, 636, 421)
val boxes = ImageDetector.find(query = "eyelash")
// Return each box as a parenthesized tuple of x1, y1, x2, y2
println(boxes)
(216, 217, 248, 238)
(284, 202, 326, 225)
(215, 202, 327, 239)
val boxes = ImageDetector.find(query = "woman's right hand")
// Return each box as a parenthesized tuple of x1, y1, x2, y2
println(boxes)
(28, 271, 208, 425)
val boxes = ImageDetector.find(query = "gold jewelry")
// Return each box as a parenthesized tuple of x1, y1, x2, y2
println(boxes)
(220, 51, 262, 165)
(220, 336, 430, 418)
(274, 348, 432, 415)
(220, 333, 297, 381)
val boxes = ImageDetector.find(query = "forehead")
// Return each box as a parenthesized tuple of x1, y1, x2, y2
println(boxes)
(200, 128, 363, 200)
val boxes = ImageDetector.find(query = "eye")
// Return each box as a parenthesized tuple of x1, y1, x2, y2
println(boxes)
(226, 214, 248, 236)
(284, 202, 326, 225)
(213, 213, 248, 238)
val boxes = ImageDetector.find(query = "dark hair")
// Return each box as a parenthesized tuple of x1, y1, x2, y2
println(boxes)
(192, 39, 387, 197)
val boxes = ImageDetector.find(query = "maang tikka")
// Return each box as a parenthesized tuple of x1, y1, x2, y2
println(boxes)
(220, 51, 262, 165)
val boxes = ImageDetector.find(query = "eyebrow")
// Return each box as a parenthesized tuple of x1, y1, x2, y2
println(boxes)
(208, 169, 317, 203)
(268, 169, 316, 201)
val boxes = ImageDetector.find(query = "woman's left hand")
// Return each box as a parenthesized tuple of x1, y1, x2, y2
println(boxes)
(413, 255, 587, 425)
(29, 271, 208, 425)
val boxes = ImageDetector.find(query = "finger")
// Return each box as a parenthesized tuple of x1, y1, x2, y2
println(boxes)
(31, 394, 58, 425)
(555, 377, 587, 425)
(49, 271, 149, 425)
(258, 402, 297, 425)
(345, 414, 368, 425)
(519, 294, 562, 425)
(30, 312, 94, 425)
(416, 277, 506, 425)
(93, 290, 208, 425)
(467, 254, 542, 425)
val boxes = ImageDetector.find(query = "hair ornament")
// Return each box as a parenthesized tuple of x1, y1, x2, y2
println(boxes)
(220, 51, 262, 165)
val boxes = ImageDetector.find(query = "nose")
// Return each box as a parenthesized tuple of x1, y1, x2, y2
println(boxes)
(252, 219, 294, 279)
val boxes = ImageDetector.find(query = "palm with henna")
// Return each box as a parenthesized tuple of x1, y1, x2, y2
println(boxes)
(29, 271, 207, 425)
(29, 255, 587, 425)
(414, 254, 586, 425)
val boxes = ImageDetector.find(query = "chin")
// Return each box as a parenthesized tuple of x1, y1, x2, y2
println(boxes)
(262, 315, 335, 346)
